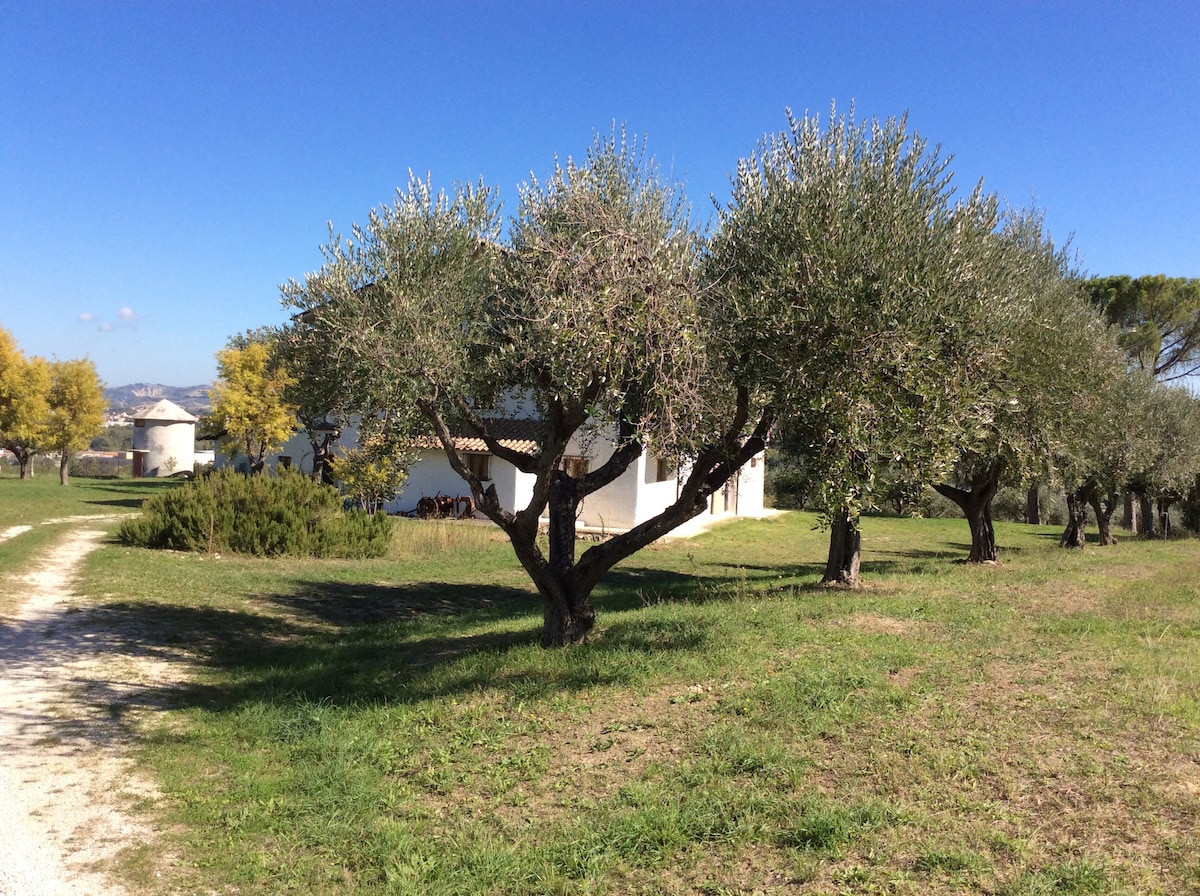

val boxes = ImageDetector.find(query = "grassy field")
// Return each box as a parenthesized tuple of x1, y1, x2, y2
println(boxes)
(3, 477, 1199, 894)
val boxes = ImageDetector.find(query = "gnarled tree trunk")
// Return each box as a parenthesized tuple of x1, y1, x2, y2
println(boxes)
(1157, 497, 1175, 538)
(310, 430, 338, 485)
(1122, 492, 1137, 534)
(1138, 492, 1156, 538)
(1060, 486, 1091, 548)
(541, 472, 596, 645)
(1086, 488, 1118, 546)
(419, 390, 774, 647)
(934, 460, 1003, 562)
(822, 507, 861, 587)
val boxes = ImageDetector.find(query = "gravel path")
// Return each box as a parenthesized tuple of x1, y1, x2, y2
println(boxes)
(0, 521, 162, 896)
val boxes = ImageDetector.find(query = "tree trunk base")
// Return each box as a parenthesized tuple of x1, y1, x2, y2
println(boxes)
(821, 509, 862, 587)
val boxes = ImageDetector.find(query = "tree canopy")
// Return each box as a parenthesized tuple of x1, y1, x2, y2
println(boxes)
(45, 357, 106, 485)
(1087, 275, 1200, 382)
(276, 114, 1196, 643)
(283, 131, 770, 645)
(930, 210, 1114, 561)
(707, 106, 1004, 583)
(0, 326, 52, 478)
(206, 335, 298, 475)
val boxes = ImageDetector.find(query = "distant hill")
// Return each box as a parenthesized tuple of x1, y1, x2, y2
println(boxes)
(105, 383, 212, 418)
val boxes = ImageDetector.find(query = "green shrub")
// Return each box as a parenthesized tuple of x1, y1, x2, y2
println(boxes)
(117, 468, 392, 558)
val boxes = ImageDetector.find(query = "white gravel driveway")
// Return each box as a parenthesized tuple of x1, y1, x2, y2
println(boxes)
(0, 521, 162, 896)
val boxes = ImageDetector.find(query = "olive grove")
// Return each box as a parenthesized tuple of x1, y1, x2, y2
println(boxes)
(276, 111, 1174, 643)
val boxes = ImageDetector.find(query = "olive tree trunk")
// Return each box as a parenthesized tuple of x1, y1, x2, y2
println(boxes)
(1086, 488, 1118, 546)
(1157, 497, 1176, 538)
(419, 392, 773, 647)
(1060, 486, 1090, 548)
(934, 461, 1003, 562)
(1121, 492, 1137, 534)
(1139, 493, 1156, 537)
(822, 507, 862, 586)
(1026, 484, 1041, 525)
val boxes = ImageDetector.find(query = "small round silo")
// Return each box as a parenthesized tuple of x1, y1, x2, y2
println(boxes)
(131, 399, 197, 477)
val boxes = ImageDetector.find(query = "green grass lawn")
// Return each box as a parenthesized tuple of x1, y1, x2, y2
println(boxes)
(0, 475, 177, 614)
(4, 479, 1198, 894)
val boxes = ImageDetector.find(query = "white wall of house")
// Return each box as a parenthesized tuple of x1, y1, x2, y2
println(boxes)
(274, 431, 317, 474)
(392, 450, 536, 519)
(222, 416, 766, 535)
(735, 453, 766, 516)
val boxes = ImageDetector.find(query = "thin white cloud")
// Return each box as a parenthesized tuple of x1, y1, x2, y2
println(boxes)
(82, 306, 139, 333)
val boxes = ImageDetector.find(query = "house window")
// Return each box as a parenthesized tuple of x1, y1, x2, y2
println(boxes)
(464, 453, 491, 481)
(562, 456, 589, 478)
(653, 456, 674, 482)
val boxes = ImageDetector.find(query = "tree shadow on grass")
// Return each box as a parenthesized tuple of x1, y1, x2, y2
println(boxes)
(65, 570, 732, 728)
(268, 579, 538, 627)
(80, 479, 180, 511)
(47, 524, 1015, 742)
(595, 562, 831, 612)
(56, 588, 534, 721)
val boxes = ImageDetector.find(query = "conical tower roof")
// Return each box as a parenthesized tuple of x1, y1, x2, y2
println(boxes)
(132, 398, 198, 423)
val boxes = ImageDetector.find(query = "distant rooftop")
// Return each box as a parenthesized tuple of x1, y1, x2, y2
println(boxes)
(132, 398, 198, 423)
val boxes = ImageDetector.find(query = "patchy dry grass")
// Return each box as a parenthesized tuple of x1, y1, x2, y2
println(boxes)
(33, 508, 1200, 894)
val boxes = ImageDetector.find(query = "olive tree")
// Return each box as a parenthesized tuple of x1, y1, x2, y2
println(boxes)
(1057, 361, 1152, 548)
(934, 212, 1110, 561)
(274, 320, 347, 484)
(283, 132, 771, 646)
(1086, 275, 1200, 533)
(1128, 384, 1200, 536)
(707, 106, 1001, 585)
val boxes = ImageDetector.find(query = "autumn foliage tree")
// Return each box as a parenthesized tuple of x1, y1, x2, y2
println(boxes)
(206, 334, 297, 474)
(45, 357, 106, 485)
(0, 327, 52, 478)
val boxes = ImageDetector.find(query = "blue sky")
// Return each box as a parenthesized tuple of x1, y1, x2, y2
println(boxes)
(2, 1, 1197, 388)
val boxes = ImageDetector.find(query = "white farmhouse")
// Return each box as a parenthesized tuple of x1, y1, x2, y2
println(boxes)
(131, 399, 196, 477)
(252, 411, 766, 538)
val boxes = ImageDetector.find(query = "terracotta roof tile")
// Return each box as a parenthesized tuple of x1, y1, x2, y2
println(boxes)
(413, 417, 544, 454)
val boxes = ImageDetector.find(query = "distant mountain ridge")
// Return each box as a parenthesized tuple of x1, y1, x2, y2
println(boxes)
(105, 383, 212, 417)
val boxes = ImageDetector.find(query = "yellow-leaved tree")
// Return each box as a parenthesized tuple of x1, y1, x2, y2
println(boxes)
(206, 333, 297, 474)
(0, 327, 53, 478)
(45, 357, 107, 485)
